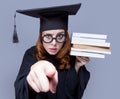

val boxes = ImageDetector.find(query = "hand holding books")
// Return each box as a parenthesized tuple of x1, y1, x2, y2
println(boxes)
(70, 32, 111, 58)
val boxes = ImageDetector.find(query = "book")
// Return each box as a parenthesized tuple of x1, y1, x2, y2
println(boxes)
(70, 50, 105, 58)
(72, 36, 106, 43)
(72, 32, 107, 39)
(71, 40, 110, 47)
(71, 47, 110, 55)
(70, 32, 111, 58)
(72, 44, 111, 54)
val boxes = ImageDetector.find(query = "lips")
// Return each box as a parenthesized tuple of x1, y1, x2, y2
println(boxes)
(49, 48, 57, 52)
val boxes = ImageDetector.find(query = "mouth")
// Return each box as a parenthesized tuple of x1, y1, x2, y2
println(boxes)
(49, 48, 57, 52)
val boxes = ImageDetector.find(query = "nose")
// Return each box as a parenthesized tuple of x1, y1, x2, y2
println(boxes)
(51, 39, 57, 45)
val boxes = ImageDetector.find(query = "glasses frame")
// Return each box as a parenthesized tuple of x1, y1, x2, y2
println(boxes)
(42, 33, 66, 43)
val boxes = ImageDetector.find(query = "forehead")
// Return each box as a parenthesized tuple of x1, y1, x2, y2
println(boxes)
(42, 29, 65, 35)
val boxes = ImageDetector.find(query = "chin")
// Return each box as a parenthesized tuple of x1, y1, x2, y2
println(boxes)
(47, 50, 59, 55)
(49, 52, 57, 55)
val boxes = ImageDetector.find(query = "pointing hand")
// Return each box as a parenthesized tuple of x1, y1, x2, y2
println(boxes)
(27, 60, 58, 93)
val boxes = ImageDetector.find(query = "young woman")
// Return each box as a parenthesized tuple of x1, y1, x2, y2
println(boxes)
(14, 3, 90, 99)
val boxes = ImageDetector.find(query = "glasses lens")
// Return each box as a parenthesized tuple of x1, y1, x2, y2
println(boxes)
(42, 34, 52, 43)
(42, 33, 66, 43)
(56, 34, 65, 43)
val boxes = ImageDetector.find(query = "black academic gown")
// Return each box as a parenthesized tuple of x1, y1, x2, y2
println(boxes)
(14, 46, 90, 99)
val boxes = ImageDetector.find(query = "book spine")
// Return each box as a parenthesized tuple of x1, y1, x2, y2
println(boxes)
(71, 47, 111, 54)
(70, 50, 105, 58)
(72, 37, 106, 43)
(72, 32, 107, 39)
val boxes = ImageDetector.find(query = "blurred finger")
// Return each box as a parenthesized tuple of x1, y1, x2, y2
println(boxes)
(49, 71, 58, 93)
(43, 62, 58, 93)
(76, 56, 90, 63)
(27, 73, 40, 93)
(44, 62, 56, 78)
(37, 70, 50, 92)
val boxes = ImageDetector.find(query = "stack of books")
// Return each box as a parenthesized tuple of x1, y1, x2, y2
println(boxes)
(70, 32, 111, 58)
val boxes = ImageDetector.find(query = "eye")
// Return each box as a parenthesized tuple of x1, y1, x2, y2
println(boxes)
(44, 34, 52, 39)
(42, 34, 53, 43)
(57, 34, 65, 39)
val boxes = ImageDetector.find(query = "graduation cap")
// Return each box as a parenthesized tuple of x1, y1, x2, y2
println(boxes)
(13, 3, 81, 43)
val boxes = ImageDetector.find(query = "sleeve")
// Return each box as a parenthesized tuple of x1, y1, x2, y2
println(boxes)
(65, 56, 90, 99)
(65, 66, 79, 99)
(14, 47, 37, 99)
(77, 65, 90, 99)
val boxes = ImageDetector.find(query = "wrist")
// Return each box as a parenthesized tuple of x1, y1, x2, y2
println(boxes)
(75, 63, 83, 73)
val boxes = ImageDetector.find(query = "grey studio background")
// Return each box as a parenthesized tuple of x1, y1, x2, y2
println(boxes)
(0, 0, 120, 99)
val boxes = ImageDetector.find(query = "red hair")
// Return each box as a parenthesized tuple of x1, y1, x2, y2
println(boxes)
(36, 30, 71, 69)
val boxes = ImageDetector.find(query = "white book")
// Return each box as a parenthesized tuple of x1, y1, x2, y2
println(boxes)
(71, 40, 110, 47)
(72, 36, 106, 43)
(70, 50, 105, 58)
(71, 47, 111, 54)
(72, 32, 107, 39)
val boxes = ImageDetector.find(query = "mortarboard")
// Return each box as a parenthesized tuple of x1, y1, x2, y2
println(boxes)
(13, 3, 81, 43)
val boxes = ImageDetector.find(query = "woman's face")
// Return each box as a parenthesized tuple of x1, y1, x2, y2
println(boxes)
(42, 29, 65, 55)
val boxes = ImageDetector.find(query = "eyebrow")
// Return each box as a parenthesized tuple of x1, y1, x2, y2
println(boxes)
(57, 32, 65, 34)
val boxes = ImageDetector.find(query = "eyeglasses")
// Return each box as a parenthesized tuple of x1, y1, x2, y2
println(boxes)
(42, 33, 66, 43)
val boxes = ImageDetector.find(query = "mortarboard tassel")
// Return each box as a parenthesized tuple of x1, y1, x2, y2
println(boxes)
(13, 12, 19, 43)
